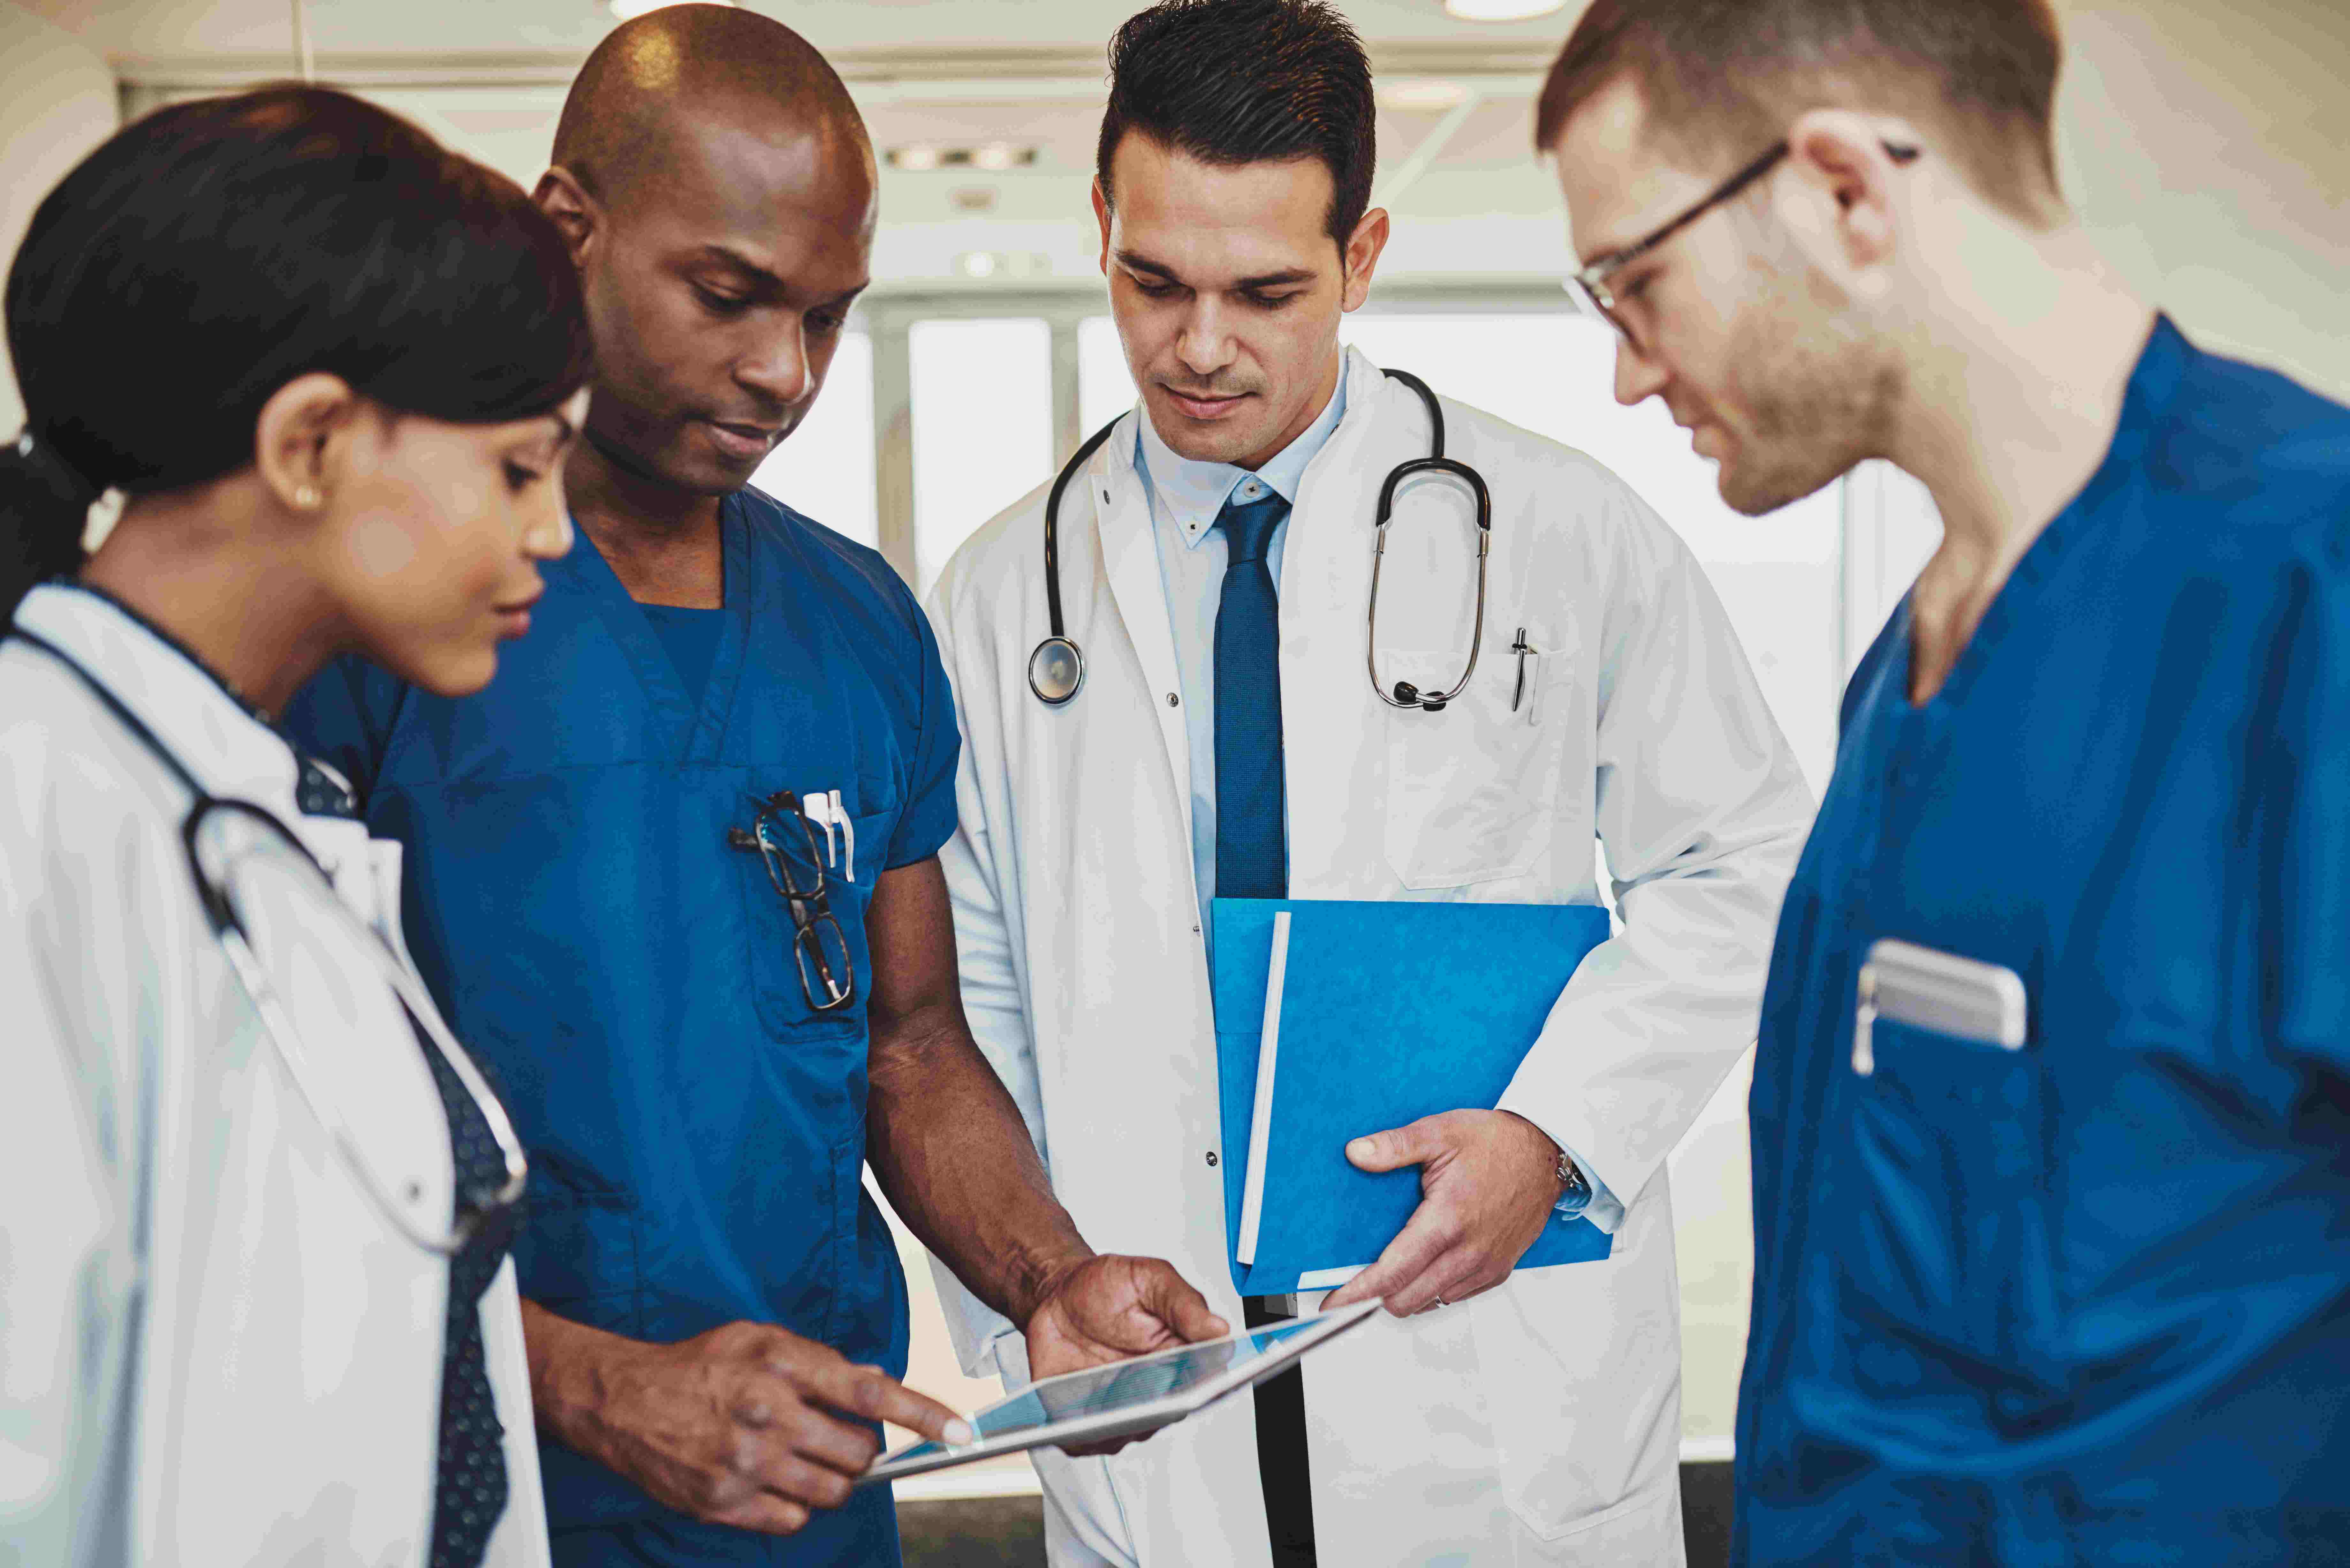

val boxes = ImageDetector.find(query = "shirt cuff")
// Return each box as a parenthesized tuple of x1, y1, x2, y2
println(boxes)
(1551, 1141, 1625, 1236)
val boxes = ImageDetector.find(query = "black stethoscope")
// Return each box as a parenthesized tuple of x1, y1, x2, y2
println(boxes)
(1028, 367, 1492, 713)
(10, 625, 528, 1256)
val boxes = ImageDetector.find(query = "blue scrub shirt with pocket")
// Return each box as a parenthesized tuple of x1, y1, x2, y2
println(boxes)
(286, 489, 959, 1567)
(1734, 318, 2350, 1565)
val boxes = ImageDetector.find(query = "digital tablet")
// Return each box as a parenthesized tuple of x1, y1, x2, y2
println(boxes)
(856, 1298, 1383, 1488)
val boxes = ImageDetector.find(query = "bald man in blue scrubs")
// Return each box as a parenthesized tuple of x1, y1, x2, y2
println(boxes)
(288, 10, 1223, 1565)
(1539, 0, 2350, 1563)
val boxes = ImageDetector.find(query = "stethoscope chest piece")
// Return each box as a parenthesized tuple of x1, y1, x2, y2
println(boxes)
(1029, 636, 1085, 705)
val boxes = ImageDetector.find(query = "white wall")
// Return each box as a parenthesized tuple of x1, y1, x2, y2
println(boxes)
(0, 2, 117, 434)
(2059, 0, 2350, 403)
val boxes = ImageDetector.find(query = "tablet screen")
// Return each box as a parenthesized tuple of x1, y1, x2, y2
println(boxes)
(887, 1319, 1325, 1462)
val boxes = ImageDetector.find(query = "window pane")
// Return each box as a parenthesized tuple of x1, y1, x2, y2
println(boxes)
(1079, 314, 1134, 435)
(1342, 312, 1842, 792)
(911, 317, 1053, 595)
(752, 331, 876, 552)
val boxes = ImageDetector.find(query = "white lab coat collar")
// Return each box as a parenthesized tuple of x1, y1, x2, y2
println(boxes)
(12, 582, 305, 812)
(1134, 368, 1349, 548)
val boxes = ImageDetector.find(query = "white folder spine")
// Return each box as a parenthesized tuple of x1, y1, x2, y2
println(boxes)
(1234, 910, 1290, 1266)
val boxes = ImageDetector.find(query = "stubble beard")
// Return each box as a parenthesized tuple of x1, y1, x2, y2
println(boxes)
(1717, 294, 1900, 518)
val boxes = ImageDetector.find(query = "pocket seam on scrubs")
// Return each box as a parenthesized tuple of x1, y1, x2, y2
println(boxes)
(1821, 1012, 2062, 1389)
(518, 1174, 647, 1338)
(820, 1127, 857, 1347)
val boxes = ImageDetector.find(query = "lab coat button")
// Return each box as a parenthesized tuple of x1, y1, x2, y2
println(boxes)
(1206, 1151, 1219, 1166)
(1166, 692, 1180, 708)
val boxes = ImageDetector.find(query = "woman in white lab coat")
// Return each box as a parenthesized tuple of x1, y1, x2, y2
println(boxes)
(0, 87, 592, 1566)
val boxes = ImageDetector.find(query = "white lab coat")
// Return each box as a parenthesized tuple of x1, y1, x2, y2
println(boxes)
(0, 584, 550, 1568)
(923, 349, 1814, 1566)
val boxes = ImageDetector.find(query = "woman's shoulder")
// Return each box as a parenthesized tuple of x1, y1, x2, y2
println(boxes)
(1, 643, 191, 886)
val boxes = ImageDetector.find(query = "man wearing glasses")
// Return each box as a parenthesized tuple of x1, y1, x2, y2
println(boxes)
(288, 11, 1224, 1567)
(1540, 0, 2350, 1562)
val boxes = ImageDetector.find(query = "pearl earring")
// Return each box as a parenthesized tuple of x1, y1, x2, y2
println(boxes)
(294, 485, 320, 509)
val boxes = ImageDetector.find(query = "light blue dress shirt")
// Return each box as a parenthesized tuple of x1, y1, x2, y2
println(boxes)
(1134, 373, 1347, 929)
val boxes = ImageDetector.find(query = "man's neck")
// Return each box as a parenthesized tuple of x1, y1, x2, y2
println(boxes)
(1893, 227, 2155, 577)
(563, 433, 728, 608)
(1887, 226, 2155, 701)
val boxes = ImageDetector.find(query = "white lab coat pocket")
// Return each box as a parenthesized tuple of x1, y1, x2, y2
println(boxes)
(1472, 1195, 1684, 1555)
(1381, 646, 1565, 891)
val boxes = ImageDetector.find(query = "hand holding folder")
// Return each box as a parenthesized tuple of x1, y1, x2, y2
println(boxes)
(1210, 898, 1617, 1298)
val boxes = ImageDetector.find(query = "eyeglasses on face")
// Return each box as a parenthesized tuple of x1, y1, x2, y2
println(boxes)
(1564, 139, 1922, 354)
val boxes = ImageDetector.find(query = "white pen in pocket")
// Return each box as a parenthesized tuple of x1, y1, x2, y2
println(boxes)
(800, 789, 838, 869)
(798, 789, 856, 881)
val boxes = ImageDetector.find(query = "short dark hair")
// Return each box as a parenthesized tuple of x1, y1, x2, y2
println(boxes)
(1, 85, 594, 616)
(1097, 0, 1377, 246)
(1534, 0, 2066, 223)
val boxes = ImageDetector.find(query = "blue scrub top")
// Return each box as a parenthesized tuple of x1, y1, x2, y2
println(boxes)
(640, 602, 725, 703)
(1734, 318, 2350, 1565)
(286, 488, 959, 1567)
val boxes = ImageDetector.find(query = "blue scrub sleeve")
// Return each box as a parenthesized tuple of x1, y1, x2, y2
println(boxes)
(282, 654, 407, 803)
(884, 602, 961, 871)
(2265, 545, 2350, 1075)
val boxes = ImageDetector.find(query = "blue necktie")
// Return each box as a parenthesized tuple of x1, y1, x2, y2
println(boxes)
(418, 1024, 509, 1568)
(1214, 487, 1289, 901)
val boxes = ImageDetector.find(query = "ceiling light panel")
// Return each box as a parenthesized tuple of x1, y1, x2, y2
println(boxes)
(1441, 0, 1565, 19)
(886, 144, 1040, 171)
(1378, 78, 1473, 112)
(608, 0, 733, 20)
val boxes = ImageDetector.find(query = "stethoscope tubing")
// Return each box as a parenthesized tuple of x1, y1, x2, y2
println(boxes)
(10, 626, 527, 1257)
(1031, 366, 1491, 713)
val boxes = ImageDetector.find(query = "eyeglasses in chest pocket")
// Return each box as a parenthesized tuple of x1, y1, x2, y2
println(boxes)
(728, 786, 898, 1028)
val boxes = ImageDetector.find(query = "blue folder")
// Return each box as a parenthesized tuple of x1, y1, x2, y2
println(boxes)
(1210, 898, 1618, 1297)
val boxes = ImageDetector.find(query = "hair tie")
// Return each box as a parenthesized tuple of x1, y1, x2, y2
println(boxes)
(12, 427, 103, 509)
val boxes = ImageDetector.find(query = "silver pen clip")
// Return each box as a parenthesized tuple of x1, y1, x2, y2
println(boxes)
(1510, 628, 1536, 713)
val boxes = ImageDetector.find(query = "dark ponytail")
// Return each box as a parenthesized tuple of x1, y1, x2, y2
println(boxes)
(0, 429, 103, 605)
(2, 84, 594, 620)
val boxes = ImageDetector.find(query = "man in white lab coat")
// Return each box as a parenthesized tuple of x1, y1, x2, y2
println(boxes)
(923, 2, 1814, 1563)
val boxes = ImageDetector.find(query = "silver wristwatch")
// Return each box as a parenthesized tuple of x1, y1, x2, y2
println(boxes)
(1552, 1150, 1592, 1217)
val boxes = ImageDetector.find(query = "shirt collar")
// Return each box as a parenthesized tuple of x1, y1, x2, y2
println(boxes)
(12, 580, 306, 809)
(1135, 367, 1350, 550)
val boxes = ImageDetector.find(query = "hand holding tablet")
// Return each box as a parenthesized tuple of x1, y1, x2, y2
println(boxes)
(857, 1299, 1383, 1487)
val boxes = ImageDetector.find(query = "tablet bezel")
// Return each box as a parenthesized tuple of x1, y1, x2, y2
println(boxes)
(856, 1298, 1383, 1488)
